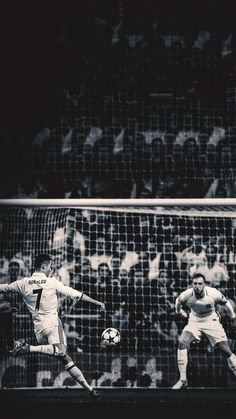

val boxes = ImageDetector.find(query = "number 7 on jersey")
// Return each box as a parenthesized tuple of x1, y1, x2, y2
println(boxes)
(33, 288, 43, 310)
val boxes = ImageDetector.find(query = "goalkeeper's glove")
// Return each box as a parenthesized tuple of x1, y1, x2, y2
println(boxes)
(176, 309, 188, 319)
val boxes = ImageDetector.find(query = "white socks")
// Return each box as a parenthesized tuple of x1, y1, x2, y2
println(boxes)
(29, 344, 54, 355)
(65, 362, 92, 391)
(177, 348, 188, 381)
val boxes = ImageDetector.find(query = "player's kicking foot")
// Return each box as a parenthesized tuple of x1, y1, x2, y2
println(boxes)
(88, 389, 101, 399)
(9, 340, 30, 357)
(172, 379, 188, 390)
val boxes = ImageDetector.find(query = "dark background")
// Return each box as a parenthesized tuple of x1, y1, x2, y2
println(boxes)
(1, 0, 235, 135)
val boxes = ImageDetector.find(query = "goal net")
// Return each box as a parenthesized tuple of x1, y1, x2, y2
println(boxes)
(0, 200, 236, 388)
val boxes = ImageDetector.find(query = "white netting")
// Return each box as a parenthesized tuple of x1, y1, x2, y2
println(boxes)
(0, 203, 236, 388)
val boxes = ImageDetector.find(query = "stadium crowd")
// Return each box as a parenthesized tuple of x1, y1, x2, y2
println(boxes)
(1, 1, 236, 198)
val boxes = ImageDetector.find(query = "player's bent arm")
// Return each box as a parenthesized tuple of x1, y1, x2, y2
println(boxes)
(55, 280, 105, 310)
(175, 296, 181, 313)
(0, 283, 21, 294)
(225, 300, 236, 319)
(55, 281, 84, 299)
(175, 296, 188, 319)
(81, 293, 105, 311)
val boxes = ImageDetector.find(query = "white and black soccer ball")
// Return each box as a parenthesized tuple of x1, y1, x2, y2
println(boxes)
(101, 327, 121, 346)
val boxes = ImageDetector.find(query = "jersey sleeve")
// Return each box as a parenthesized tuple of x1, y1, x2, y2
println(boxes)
(214, 289, 228, 305)
(54, 279, 83, 300)
(178, 289, 192, 305)
(0, 280, 24, 294)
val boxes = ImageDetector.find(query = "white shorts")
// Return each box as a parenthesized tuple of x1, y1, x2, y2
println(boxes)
(35, 319, 67, 346)
(183, 315, 227, 347)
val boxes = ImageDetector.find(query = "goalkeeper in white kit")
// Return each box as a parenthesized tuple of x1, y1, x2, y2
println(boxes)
(0, 254, 105, 398)
(172, 273, 236, 389)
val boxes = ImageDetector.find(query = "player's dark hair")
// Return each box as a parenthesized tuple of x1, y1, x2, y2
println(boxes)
(35, 254, 52, 270)
(192, 273, 206, 282)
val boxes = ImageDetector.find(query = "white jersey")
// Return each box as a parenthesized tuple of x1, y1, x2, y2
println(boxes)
(0, 272, 83, 335)
(178, 286, 227, 321)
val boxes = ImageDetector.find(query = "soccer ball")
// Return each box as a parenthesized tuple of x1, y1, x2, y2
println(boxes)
(101, 327, 121, 346)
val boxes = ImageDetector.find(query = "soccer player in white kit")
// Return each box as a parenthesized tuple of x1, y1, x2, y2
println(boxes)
(0, 254, 105, 398)
(172, 272, 236, 389)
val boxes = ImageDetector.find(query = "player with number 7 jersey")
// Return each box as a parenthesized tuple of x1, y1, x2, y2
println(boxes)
(0, 271, 86, 336)
(0, 253, 105, 399)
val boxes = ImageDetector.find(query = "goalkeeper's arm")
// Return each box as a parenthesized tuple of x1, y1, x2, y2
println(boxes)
(223, 299, 236, 329)
(225, 300, 236, 319)
(175, 296, 188, 319)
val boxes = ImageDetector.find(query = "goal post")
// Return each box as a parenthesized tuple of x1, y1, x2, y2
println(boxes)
(0, 199, 236, 389)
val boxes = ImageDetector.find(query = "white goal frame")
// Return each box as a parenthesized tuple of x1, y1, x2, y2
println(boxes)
(1, 198, 236, 207)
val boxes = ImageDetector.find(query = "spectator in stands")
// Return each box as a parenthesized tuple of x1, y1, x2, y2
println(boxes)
(138, 357, 163, 388)
(113, 130, 136, 197)
(182, 137, 205, 196)
(96, 357, 123, 387)
(10, 179, 39, 199)
(123, 357, 138, 388)
(151, 137, 166, 185)
(178, 238, 206, 272)
(111, 299, 129, 336)
(205, 178, 236, 198)
(112, 240, 139, 273)
(153, 179, 174, 198)
(75, 260, 96, 292)
(159, 181, 185, 198)
(170, 142, 183, 184)
(119, 268, 129, 286)
(158, 243, 179, 280)
(0, 294, 17, 353)
(145, 241, 161, 281)
(96, 262, 112, 288)
(110, 256, 122, 281)
(87, 235, 112, 271)
(150, 270, 178, 349)
(62, 318, 83, 353)
(128, 265, 152, 352)
(137, 251, 150, 280)
(1, 258, 27, 315)
(0, 256, 9, 283)
(57, 254, 75, 286)
(190, 244, 229, 287)
(6, 258, 26, 283)
(49, 226, 66, 253)
(14, 251, 32, 276)
(93, 262, 121, 327)
(131, 178, 154, 198)
(204, 142, 217, 183)
(73, 230, 87, 266)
